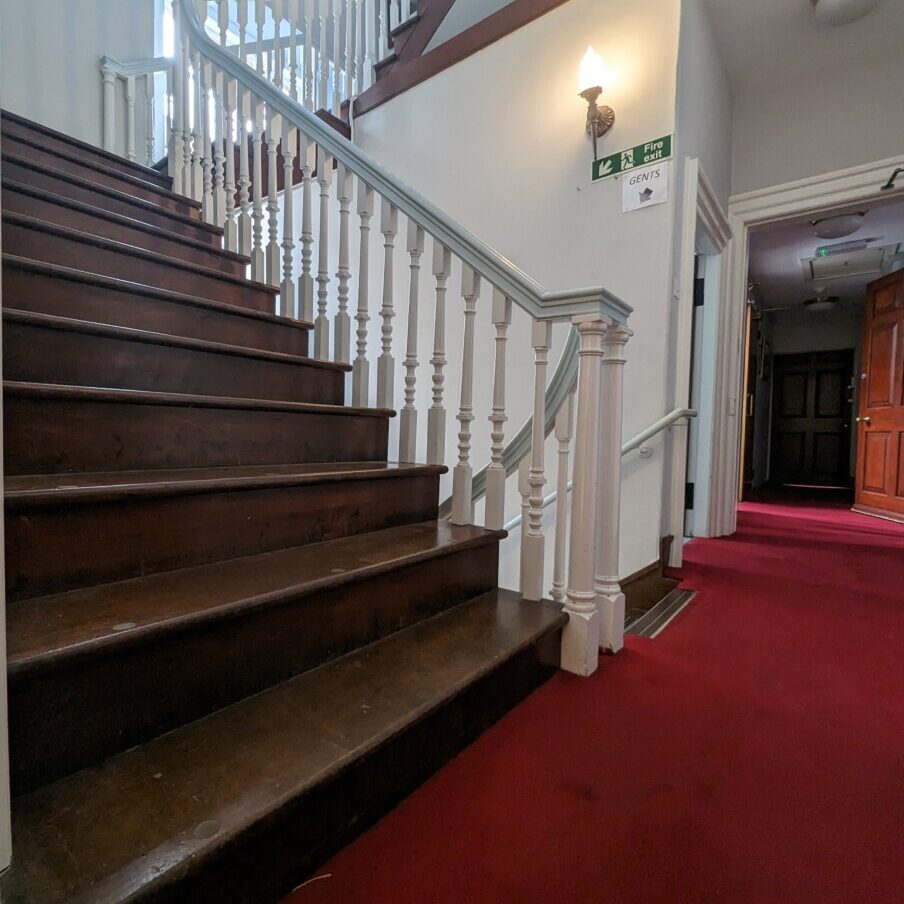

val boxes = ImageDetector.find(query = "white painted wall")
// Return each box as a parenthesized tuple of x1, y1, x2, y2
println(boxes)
(425, 0, 512, 52)
(768, 303, 863, 355)
(0, 0, 156, 151)
(354, 0, 681, 579)
(731, 46, 904, 195)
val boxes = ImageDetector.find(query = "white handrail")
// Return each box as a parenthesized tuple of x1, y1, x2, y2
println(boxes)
(503, 408, 697, 532)
(176, 0, 631, 325)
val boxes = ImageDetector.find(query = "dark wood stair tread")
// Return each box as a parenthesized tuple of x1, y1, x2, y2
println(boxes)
(5, 460, 436, 504)
(2, 590, 565, 904)
(2, 308, 342, 370)
(1, 254, 312, 330)
(8, 521, 503, 672)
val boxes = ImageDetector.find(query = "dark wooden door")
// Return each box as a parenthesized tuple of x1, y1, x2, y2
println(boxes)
(854, 270, 904, 521)
(771, 350, 854, 487)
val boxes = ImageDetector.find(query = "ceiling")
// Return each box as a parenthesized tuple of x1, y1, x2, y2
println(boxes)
(748, 196, 904, 311)
(702, 0, 904, 94)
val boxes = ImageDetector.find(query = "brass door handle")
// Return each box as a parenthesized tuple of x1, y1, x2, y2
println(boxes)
(856, 416, 871, 425)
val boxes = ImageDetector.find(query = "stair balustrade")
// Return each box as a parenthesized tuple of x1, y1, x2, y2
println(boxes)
(99, 0, 634, 676)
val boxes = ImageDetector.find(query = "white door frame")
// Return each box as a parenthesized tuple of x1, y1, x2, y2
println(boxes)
(665, 158, 731, 565)
(709, 155, 904, 536)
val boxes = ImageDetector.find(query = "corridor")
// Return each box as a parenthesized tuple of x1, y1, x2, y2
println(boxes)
(290, 499, 904, 904)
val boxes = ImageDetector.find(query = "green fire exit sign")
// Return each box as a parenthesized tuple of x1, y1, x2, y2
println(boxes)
(592, 135, 673, 182)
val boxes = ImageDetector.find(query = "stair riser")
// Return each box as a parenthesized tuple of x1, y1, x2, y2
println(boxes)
(2, 186, 245, 276)
(4, 395, 387, 474)
(2, 217, 274, 312)
(2, 134, 194, 213)
(1, 113, 174, 187)
(6, 473, 439, 599)
(9, 542, 499, 794)
(1, 157, 217, 242)
(2, 264, 309, 355)
(3, 320, 343, 405)
(120, 630, 561, 904)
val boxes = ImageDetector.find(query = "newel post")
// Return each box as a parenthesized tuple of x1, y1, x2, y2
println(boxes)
(560, 314, 607, 677)
(595, 324, 632, 654)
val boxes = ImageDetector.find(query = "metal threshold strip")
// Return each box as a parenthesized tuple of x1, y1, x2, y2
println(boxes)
(625, 589, 696, 638)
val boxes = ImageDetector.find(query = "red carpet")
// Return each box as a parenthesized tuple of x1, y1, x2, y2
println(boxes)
(286, 500, 904, 903)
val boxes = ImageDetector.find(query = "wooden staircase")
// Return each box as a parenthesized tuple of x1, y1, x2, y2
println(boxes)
(0, 111, 566, 903)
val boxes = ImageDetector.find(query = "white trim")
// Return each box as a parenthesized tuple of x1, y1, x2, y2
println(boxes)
(666, 158, 731, 563)
(711, 156, 904, 535)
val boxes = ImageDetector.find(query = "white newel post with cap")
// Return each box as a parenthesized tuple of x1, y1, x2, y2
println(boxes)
(595, 324, 631, 653)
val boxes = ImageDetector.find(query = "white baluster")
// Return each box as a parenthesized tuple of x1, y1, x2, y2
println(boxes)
(272, 0, 285, 89)
(125, 76, 136, 162)
(521, 319, 552, 601)
(171, 22, 186, 192)
(377, 0, 388, 61)
(223, 79, 238, 251)
(376, 199, 398, 408)
(595, 324, 632, 654)
(265, 113, 282, 287)
(101, 64, 116, 153)
(561, 315, 606, 677)
(485, 290, 512, 530)
(237, 87, 252, 256)
(199, 60, 214, 222)
(280, 126, 298, 317)
(212, 69, 227, 227)
(332, 0, 342, 113)
(190, 52, 203, 202)
(550, 386, 575, 604)
(303, 0, 315, 110)
(346, 0, 357, 96)
(363, 0, 376, 89)
(315, 147, 333, 358)
(255, 0, 267, 76)
(334, 163, 353, 364)
(218, 0, 229, 45)
(298, 136, 315, 322)
(237, 0, 249, 63)
(145, 73, 156, 167)
(518, 458, 530, 568)
(352, 178, 374, 406)
(250, 99, 266, 279)
(399, 221, 424, 463)
(318, 0, 329, 110)
(181, 35, 194, 196)
(288, 0, 300, 101)
(451, 266, 480, 525)
(426, 241, 451, 466)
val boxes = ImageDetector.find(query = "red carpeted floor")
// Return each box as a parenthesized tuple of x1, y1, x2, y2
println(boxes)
(287, 499, 904, 904)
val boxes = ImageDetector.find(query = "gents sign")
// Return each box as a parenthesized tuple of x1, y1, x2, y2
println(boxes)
(591, 135, 673, 182)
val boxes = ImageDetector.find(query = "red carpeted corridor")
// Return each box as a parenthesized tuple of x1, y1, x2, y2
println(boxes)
(287, 499, 904, 904)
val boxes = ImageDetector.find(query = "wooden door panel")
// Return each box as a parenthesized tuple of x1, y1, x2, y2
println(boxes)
(779, 373, 807, 417)
(778, 431, 806, 477)
(873, 281, 902, 315)
(815, 369, 844, 417)
(897, 433, 904, 498)
(861, 432, 889, 494)
(813, 432, 842, 479)
(865, 323, 898, 408)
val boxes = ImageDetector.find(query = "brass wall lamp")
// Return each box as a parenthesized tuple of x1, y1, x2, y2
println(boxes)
(579, 46, 614, 160)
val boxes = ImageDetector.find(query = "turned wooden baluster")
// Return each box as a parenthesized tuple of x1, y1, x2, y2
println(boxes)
(303, 0, 315, 110)
(190, 52, 203, 202)
(352, 178, 374, 406)
(518, 458, 530, 568)
(550, 385, 575, 604)
(317, 0, 329, 110)
(199, 60, 214, 222)
(376, 199, 398, 408)
(125, 76, 136, 163)
(265, 114, 282, 287)
(333, 163, 353, 363)
(212, 69, 227, 228)
(218, 0, 229, 46)
(237, 0, 249, 63)
(485, 289, 512, 530)
(377, 0, 388, 61)
(170, 13, 185, 193)
(363, 0, 375, 89)
(250, 100, 266, 280)
(426, 241, 451, 466)
(287, 0, 300, 101)
(280, 126, 298, 317)
(237, 87, 253, 257)
(145, 73, 155, 167)
(255, 0, 267, 76)
(298, 136, 315, 322)
(347, 0, 358, 96)
(180, 33, 194, 197)
(223, 78, 238, 251)
(332, 0, 343, 114)
(272, 0, 285, 89)
(521, 319, 552, 600)
(399, 221, 425, 463)
(451, 266, 480, 525)
(315, 147, 334, 359)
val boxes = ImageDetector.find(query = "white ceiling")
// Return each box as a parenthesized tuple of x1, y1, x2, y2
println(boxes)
(702, 0, 904, 93)
(748, 196, 904, 310)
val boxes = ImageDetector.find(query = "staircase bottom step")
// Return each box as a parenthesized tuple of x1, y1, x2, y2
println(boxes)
(2, 590, 566, 904)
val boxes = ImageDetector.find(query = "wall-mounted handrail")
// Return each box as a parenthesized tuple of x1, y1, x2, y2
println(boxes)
(503, 408, 697, 532)
(178, 0, 631, 325)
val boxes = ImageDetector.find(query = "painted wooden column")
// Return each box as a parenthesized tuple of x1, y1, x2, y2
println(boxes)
(485, 289, 511, 530)
(280, 127, 298, 317)
(298, 137, 315, 322)
(101, 64, 117, 153)
(334, 163, 353, 364)
(521, 319, 552, 600)
(352, 178, 374, 405)
(550, 386, 575, 603)
(376, 199, 398, 408)
(595, 323, 632, 654)
(451, 266, 480, 525)
(399, 221, 425, 462)
(315, 148, 334, 358)
(561, 314, 606, 677)
(427, 242, 451, 466)
(265, 115, 282, 287)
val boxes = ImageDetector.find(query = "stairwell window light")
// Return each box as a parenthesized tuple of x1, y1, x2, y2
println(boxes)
(578, 46, 614, 161)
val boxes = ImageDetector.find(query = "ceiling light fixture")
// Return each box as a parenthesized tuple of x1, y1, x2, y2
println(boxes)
(811, 212, 866, 239)
(811, 0, 883, 26)
(803, 294, 840, 313)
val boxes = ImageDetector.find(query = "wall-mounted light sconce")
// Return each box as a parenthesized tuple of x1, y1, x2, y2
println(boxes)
(578, 46, 614, 160)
